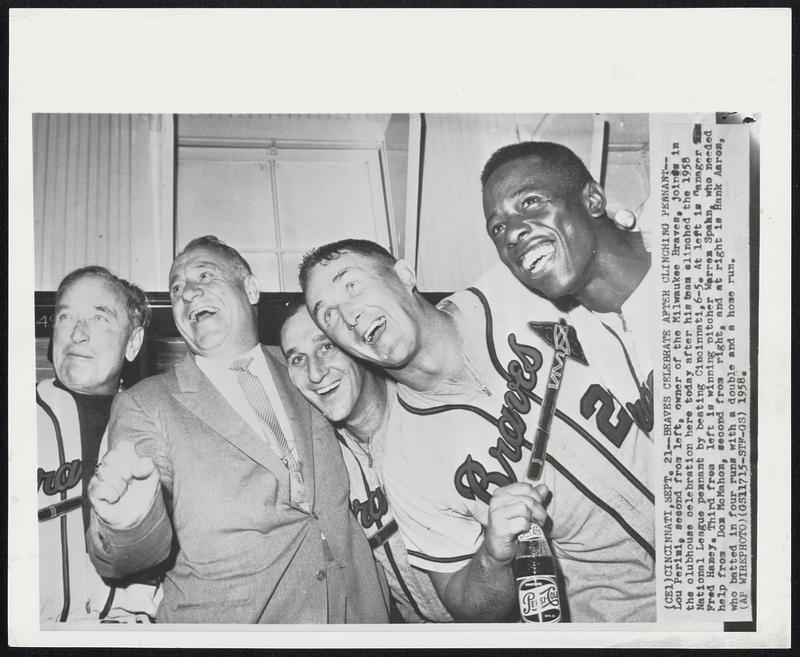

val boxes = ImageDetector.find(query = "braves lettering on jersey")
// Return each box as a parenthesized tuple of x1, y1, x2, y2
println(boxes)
(383, 263, 656, 622)
(335, 381, 451, 623)
(37, 379, 162, 624)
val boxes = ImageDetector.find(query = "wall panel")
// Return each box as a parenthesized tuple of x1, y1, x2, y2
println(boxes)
(32, 114, 174, 290)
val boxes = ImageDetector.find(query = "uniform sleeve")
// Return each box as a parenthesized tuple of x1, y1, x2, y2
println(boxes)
(383, 446, 483, 575)
(86, 388, 174, 578)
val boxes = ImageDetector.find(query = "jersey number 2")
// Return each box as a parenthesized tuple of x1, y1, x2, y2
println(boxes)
(579, 384, 633, 448)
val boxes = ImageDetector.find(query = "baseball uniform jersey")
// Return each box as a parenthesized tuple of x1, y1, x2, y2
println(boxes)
(37, 379, 162, 624)
(335, 381, 451, 623)
(383, 263, 656, 622)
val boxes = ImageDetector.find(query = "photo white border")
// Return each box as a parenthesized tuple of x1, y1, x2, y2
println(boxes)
(8, 8, 791, 649)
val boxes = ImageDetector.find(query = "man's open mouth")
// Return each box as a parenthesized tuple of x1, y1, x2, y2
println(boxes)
(363, 316, 387, 345)
(520, 241, 555, 275)
(189, 306, 220, 322)
(316, 380, 341, 397)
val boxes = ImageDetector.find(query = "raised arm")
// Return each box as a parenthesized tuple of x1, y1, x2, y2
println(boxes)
(427, 482, 550, 622)
(86, 389, 174, 579)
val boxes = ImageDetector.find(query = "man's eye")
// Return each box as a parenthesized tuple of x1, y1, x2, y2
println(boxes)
(490, 223, 505, 237)
(54, 312, 72, 324)
(319, 342, 338, 357)
(345, 279, 362, 294)
(323, 309, 339, 326)
(92, 314, 109, 323)
(520, 195, 546, 210)
(170, 284, 182, 296)
(289, 354, 305, 367)
(199, 271, 213, 281)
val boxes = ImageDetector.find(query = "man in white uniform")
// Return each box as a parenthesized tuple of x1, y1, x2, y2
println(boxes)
(280, 300, 451, 623)
(481, 141, 654, 436)
(300, 239, 655, 622)
(37, 266, 161, 624)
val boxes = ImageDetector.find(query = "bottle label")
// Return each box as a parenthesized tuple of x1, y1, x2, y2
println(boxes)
(517, 575, 561, 623)
(517, 523, 545, 542)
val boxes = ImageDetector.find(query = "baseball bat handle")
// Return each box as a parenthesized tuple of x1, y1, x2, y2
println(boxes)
(38, 495, 83, 522)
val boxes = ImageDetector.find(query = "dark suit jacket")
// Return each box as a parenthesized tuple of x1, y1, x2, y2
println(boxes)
(88, 346, 389, 624)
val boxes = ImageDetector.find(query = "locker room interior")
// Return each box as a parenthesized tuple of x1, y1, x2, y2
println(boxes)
(33, 113, 652, 386)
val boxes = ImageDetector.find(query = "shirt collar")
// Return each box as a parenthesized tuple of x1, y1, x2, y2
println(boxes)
(196, 343, 265, 375)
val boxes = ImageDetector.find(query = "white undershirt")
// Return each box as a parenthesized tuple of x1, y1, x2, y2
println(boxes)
(195, 344, 300, 458)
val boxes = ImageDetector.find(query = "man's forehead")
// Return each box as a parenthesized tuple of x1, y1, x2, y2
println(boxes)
(59, 275, 125, 310)
(170, 247, 228, 277)
(310, 251, 380, 284)
(281, 308, 325, 348)
(492, 155, 561, 189)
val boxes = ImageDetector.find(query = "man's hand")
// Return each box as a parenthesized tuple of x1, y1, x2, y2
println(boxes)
(483, 482, 551, 566)
(88, 441, 160, 530)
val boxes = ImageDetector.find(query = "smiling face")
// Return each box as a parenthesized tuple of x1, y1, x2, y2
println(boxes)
(483, 155, 604, 299)
(303, 251, 420, 368)
(281, 305, 368, 423)
(52, 276, 142, 395)
(168, 246, 260, 360)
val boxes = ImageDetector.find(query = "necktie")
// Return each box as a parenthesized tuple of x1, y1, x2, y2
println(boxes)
(230, 356, 308, 511)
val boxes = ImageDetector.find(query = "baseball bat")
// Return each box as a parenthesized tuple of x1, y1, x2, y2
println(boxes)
(527, 319, 570, 481)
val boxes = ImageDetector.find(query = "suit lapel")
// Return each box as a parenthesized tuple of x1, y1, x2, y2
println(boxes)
(171, 352, 290, 489)
(264, 347, 316, 507)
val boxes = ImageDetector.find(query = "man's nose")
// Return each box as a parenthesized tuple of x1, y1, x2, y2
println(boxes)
(181, 281, 203, 302)
(307, 357, 328, 384)
(341, 307, 362, 331)
(70, 319, 90, 343)
(505, 215, 531, 249)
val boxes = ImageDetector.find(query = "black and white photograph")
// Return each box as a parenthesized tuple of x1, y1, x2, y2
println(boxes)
(8, 8, 791, 650)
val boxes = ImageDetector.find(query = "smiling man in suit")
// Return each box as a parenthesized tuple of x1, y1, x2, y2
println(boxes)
(86, 235, 388, 624)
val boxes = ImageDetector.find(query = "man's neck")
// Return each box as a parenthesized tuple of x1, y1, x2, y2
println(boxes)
(574, 222, 651, 314)
(343, 375, 388, 443)
(387, 304, 470, 394)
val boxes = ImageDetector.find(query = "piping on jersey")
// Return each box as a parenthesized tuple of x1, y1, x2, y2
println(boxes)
(37, 389, 116, 621)
(37, 391, 71, 622)
(600, 322, 654, 434)
(395, 287, 656, 560)
(547, 455, 655, 560)
(406, 549, 476, 565)
(336, 431, 433, 622)
(396, 393, 656, 562)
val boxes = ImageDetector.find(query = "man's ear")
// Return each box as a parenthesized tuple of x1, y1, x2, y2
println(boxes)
(393, 259, 417, 290)
(244, 274, 261, 305)
(582, 181, 607, 218)
(125, 326, 144, 362)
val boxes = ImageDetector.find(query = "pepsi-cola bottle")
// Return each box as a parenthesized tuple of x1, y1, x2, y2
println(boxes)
(513, 523, 562, 623)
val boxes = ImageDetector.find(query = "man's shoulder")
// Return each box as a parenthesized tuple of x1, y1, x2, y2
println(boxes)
(120, 366, 180, 402)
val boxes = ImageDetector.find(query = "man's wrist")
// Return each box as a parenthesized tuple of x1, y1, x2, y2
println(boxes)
(478, 542, 514, 571)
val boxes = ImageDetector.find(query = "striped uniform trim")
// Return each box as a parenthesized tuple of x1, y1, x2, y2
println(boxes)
(547, 455, 655, 559)
(336, 430, 433, 622)
(406, 550, 476, 565)
(397, 287, 654, 561)
(398, 394, 655, 562)
(36, 391, 71, 622)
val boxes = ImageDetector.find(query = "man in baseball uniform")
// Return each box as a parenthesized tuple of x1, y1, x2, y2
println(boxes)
(280, 300, 451, 623)
(37, 266, 161, 624)
(300, 239, 655, 622)
(481, 141, 654, 437)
